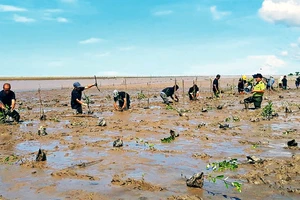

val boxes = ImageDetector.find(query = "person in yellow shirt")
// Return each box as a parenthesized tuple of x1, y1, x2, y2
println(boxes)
(243, 73, 265, 109)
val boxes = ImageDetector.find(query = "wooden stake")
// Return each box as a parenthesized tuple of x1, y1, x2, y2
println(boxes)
(182, 79, 185, 104)
(38, 86, 46, 120)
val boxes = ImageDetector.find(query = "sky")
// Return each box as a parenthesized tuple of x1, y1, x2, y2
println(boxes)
(0, 0, 300, 77)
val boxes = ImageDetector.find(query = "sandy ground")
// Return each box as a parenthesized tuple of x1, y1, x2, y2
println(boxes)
(0, 76, 299, 200)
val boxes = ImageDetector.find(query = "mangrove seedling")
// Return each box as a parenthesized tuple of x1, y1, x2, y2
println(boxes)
(206, 159, 242, 192)
(83, 93, 93, 114)
(137, 91, 146, 100)
(261, 101, 274, 120)
(161, 130, 179, 143)
(206, 159, 238, 171)
(166, 104, 175, 110)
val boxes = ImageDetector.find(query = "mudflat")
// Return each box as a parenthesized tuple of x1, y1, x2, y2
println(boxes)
(0, 76, 299, 200)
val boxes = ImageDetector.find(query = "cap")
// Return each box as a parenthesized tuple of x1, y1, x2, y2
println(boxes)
(73, 82, 81, 88)
(113, 90, 118, 97)
(252, 73, 263, 78)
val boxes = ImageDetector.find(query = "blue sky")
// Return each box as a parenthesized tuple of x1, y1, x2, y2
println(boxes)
(0, 0, 300, 76)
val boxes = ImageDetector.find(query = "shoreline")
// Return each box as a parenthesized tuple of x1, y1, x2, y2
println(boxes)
(0, 74, 295, 81)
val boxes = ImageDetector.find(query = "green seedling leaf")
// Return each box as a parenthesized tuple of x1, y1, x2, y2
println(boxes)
(216, 175, 224, 179)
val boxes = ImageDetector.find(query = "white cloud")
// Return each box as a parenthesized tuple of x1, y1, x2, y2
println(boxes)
(13, 14, 35, 23)
(57, 17, 68, 23)
(210, 6, 231, 20)
(290, 43, 298, 47)
(79, 38, 104, 44)
(247, 55, 285, 74)
(259, 0, 300, 27)
(0, 4, 27, 12)
(61, 0, 77, 3)
(152, 10, 173, 16)
(281, 51, 288, 56)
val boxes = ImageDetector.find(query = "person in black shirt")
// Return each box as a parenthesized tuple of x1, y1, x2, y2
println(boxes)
(160, 85, 179, 105)
(213, 74, 221, 97)
(0, 83, 20, 123)
(238, 78, 245, 94)
(113, 90, 130, 111)
(71, 82, 96, 114)
(281, 75, 287, 90)
(296, 76, 300, 89)
(188, 83, 199, 100)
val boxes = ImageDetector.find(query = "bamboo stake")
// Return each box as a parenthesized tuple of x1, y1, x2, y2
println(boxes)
(38, 86, 46, 120)
(182, 79, 185, 104)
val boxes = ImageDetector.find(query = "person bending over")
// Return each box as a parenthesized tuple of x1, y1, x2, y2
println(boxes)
(113, 90, 130, 111)
(0, 83, 20, 123)
(160, 85, 179, 105)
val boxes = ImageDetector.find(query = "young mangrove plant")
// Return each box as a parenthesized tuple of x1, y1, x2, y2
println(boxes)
(83, 93, 93, 114)
(137, 91, 146, 100)
(166, 104, 175, 110)
(261, 101, 274, 120)
(206, 159, 242, 192)
(161, 130, 179, 143)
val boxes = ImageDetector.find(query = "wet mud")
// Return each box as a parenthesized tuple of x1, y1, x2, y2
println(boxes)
(0, 77, 299, 200)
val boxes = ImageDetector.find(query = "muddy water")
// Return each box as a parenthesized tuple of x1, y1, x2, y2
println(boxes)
(0, 77, 300, 200)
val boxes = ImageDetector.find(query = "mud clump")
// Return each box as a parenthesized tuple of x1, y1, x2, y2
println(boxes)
(192, 153, 212, 159)
(51, 169, 98, 180)
(37, 126, 47, 136)
(36, 149, 47, 161)
(111, 174, 165, 191)
(186, 172, 204, 188)
(167, 195, 203, 200)
(287, 139, 298, 147)
(98, 117, 106, 126)
(219, 123, 229, 129)
(113, 138, 123, 147)
(247, 155, 264, 164)
(170, 129, 179, 137)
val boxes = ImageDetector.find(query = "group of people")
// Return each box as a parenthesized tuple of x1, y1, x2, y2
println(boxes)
(71, 82, 131, 114)
(0, 73, 297, 123)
